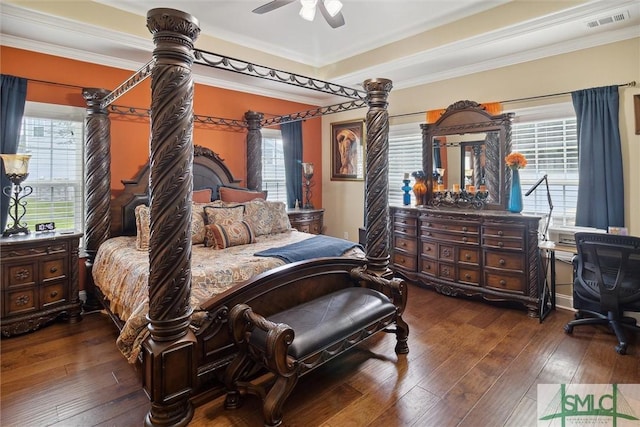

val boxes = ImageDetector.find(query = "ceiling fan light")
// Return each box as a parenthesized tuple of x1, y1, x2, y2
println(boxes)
(324, 0, 343, 17)
(299, 0, 317, 21)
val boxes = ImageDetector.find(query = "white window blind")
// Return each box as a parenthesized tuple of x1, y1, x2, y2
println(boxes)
(17, 102, 85, 233)
(261, 129, 287, 203)
(511, 103, 578, 227)
(388, 123, 423, 206)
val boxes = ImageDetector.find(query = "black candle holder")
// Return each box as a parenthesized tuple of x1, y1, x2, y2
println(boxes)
(429, 188, 489, 210)
(3, 172, 33, 236)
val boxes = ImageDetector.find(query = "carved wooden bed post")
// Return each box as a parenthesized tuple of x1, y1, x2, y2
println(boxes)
(83, 88, 111, 310)
(245, 110, 264, 190)
(144, 8, 200, 427)
(363, 78, 393, 276)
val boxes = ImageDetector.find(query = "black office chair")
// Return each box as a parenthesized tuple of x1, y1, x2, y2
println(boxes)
(564, 232, 640, 355)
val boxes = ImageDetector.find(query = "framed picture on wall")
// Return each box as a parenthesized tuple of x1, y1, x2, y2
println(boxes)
(330, 119, 365, 181)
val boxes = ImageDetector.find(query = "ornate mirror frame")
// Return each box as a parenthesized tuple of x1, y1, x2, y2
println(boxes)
(421, 100, 514, 210)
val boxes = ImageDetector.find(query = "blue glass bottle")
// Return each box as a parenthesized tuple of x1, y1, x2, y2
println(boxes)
(508, 168, 523, 213)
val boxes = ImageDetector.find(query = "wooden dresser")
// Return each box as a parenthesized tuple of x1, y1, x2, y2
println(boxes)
(287, 208, 324, 235)
(391, 206, 543, 317)
(1, 232, 83, 337)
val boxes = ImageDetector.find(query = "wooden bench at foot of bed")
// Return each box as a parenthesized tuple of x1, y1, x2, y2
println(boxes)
(223, 261, 410, 427)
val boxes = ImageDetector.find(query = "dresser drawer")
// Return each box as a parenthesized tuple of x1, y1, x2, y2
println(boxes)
(6, 263, 36, 288)
(421, 241, 437, 258)
(394, 235, 417, 254)
(482, 236, 525, 250)
(458, 267, 480, 285)
(482, 225, 525, 239)
(484, 251, 525, 271)
(458, 248, 479, 265)
(421, 218, 479, 234)
(484, 272, 526, 293)
(393, 223, 416, 236)
(438, 262, 455, 281)
(420, 258, 436, 276)
(424, 229, 479, 244)
(392, 252, 416, 271)
(438, 244, 455, 262)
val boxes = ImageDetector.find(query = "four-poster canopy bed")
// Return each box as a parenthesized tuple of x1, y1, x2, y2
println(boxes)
(82, 8, 401, 426)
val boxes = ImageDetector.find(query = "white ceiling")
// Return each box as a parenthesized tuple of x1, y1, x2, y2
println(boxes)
(1, 0, 639, 105)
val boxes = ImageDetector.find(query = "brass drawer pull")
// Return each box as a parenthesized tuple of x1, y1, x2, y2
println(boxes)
(401, 242, 407, 247)
(462, 226, 468, 232)
(499, 259, 506, 265)
(425, 247, 431, 252)
(50, 291, 58, 298)
(462, 237, 468, 242)
(500, 279, 506, 286)
(465, 254, 471, 260)
(498, 231, 504, 236)
(465, 274, 471, 280)
(425, 265, 431, 270)
(498, 242, 504, 248)
(50, 267, 58, 273)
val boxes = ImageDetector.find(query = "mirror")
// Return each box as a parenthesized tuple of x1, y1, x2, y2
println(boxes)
(421, 100, 513, 210)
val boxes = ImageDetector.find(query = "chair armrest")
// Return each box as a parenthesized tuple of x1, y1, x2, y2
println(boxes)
(228, 303, 296, 376)
(349, 266, 408, 314)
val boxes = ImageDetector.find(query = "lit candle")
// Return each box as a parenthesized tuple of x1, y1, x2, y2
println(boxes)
(468, 185, 476, 193)
(479, 185, 487, 193)
(437, 184, 445, 192)
(452, 184, 460, 192)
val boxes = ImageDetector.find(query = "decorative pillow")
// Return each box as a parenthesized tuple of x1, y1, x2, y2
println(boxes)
(219, 186, 267, 203)
(134, 204, 150, 251)
(205, 221, 255, 249)
(203, 205, 245, 226)
(193, 188, 213, 203)
(242, 199, 291, 236)
(191, 202, 217, 245)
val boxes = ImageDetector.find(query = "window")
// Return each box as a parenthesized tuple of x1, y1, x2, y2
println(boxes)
(388, 123, 423, 206)
(261, 129, 287, 203)
(18, 102, 85, 233)
(511, 103, 578, 227)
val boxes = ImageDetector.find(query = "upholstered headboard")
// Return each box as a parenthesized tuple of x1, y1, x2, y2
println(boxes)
(109, 145, 240, 236)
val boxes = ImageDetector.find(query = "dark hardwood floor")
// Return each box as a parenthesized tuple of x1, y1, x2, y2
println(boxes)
(2, 283, 639, 426)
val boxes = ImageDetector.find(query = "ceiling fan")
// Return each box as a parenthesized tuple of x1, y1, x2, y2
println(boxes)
(252, 0, 345, 28)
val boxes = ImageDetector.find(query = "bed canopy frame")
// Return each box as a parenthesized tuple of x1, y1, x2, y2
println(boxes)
(82, 8, 392, 426)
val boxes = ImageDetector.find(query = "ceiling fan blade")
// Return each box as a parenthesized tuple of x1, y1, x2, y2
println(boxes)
(252, 0, 296, 14)
(318, 1, 345, 28)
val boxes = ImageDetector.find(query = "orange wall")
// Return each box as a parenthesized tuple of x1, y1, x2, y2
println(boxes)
(0, 46, 323, 207)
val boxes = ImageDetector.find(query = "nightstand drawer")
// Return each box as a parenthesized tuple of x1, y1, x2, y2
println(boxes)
(394, 235, 417, 254)
(42, 282, 66, 306)
(5, 288, 37, 315)
(6, 264, 36, 287)
(41, 257, 66, 281)
(392, 252, 416, 271)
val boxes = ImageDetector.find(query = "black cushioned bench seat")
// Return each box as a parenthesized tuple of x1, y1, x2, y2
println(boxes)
(224, 263, 409, 427)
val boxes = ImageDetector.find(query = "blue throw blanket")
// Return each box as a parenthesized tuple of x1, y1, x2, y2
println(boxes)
(254, 235, 363, 263)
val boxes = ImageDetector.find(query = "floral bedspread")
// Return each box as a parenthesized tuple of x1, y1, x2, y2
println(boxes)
(92, 230, 365, 362)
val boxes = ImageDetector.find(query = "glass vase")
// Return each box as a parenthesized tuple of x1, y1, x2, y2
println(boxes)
(508, 168, 523, 213)
(412, 178, 427, 206)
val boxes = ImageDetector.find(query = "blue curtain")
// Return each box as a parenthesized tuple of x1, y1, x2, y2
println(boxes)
(281, 120, 303, 208)
(1, 75, 28, 232)
(572, 85, 624, 230)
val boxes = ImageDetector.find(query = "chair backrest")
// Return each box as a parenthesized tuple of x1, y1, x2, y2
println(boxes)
(574, 232, 640, 310)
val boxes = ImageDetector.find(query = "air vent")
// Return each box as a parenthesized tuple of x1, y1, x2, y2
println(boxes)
(586, 10, 630, 28)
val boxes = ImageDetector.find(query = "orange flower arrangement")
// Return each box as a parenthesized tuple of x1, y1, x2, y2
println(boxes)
(505, 152, 527, 169)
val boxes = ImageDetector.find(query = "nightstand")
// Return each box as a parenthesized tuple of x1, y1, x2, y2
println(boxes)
(287, 208, 324, 235)
(1, 232, 83, 337)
